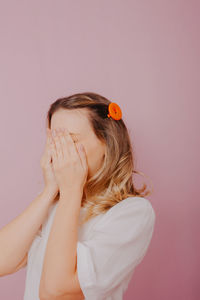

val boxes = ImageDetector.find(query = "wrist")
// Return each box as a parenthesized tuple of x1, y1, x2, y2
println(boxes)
(42, 187, 58, 201)
(59, 187, 83, 200)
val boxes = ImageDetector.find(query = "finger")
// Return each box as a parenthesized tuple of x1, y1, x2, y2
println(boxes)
(57, 128, 68, 158)
(42, 129, 52, 164)
(49, 131, 58, 164)
(77, 143, 88, 171)
(63, 128, 79, 159)
(44, 128, 51, 152)
(45, 135, 52, 163)
(46, 128, 52, 146)
(59, 129, 68, 160)
(46, 133, 54, 162)
(52, 129, 63, 161)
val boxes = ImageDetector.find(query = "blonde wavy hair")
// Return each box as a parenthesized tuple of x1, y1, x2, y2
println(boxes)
(46, 92, 153, 225)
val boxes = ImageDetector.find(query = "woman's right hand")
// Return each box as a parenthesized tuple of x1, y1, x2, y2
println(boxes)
(40, 128, 59, 200)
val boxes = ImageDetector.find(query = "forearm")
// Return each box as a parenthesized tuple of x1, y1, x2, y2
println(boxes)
(39, 188, 82, 295)
(0, 188, 57, 275)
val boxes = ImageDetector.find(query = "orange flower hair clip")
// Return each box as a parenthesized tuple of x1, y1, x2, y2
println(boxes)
(107, 102, 122, 120)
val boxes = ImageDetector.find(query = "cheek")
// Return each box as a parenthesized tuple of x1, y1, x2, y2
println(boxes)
(86, 143, 103, 164)
(77, 137, 103, 166)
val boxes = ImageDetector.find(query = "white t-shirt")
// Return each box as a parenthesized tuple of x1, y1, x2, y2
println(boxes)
(23, 196, 156, 300)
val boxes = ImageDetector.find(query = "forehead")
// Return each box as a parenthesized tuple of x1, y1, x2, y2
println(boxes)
(50, 108, 92, 136)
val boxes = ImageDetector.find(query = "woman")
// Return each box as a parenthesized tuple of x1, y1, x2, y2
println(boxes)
(0, 92, 156, 300)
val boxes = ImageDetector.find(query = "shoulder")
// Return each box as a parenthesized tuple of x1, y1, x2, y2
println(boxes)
(94, 196, 156, 232)
(115, 196, 154, 211)
(101, 196, 155, 221)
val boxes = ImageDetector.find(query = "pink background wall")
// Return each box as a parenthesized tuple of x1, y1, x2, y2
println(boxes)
(0, 1, 199, 299)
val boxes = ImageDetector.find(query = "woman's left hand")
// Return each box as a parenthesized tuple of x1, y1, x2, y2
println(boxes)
(49, 127, 88, 195)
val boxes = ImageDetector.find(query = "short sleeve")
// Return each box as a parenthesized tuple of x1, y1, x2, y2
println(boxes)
(76, 197, 156, 300)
